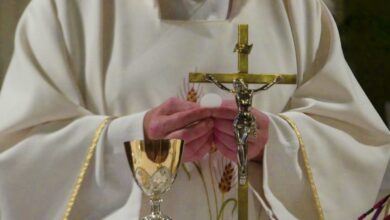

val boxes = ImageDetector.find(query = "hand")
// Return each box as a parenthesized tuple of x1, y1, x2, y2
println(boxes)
(211, 100, 269, 162)
(144, 97, 213, 162)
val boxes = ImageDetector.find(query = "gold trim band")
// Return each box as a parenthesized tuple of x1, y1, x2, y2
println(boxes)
(278, 114, 325, 220)
(62, 117, 115, 220)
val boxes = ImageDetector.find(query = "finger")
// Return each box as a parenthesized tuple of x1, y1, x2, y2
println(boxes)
(166, 119, 213, 143)
(214, 119, 235, 136)
(160, 97, 200, 114)
(150, 108, 212, 137)
(191, 135, 213, 161)
(183, 133, 212, 162)
(255, 129, 269, 146)
(214, 130, 237, 151)
(247, 130, 268, 161)
(215, 119, 258, 144)
(213, 118, 263, 141)
(248, 142, 265, 161)
(247, 135, 257, 143)
(212, 106, 237, 120)
(214, 139, 236, 161)
(252, 110, 270, 132)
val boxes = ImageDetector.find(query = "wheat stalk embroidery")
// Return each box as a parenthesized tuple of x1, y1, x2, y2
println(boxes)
(215, 157, 238, 220)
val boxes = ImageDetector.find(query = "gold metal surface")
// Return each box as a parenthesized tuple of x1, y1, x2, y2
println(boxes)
(279, 114, 325, 220)
(189, 73, 296, 84)
(124, 139, 183, 197)
(62, 117, 115, 220)
(124, 139, 183, 220)
(237, 24, 250, 73)
(238, 182, 249, 220)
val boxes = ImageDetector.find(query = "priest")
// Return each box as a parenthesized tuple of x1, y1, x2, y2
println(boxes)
(0, 0, 389, 219)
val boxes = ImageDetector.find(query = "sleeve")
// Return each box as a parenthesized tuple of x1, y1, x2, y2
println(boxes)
(0, 0, 145, 219)
(260, 0, 390, 219)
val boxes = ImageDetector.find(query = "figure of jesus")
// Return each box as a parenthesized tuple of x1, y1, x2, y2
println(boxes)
(206, 74, 282, 183)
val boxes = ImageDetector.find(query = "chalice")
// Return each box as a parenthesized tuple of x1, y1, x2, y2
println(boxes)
(124, 139, 184, 220)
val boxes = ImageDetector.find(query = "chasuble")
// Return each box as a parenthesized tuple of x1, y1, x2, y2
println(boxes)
(0, 0, 389, 219)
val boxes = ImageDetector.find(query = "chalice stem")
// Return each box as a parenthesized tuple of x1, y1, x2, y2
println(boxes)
(144, 197, 172, 220)
(150, 198, 163, 216)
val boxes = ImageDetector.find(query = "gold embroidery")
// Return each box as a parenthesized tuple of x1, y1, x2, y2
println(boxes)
(279, 114, 325, 220)
(187, 86, 200, 102)
(62, 117, 115, 220)
(218, 162, 235, 193)
(209, 153, 219, 217)
(217, 198, 238, 220)
(210, 143, 218, 153)
(218, 162, 236, 220)
(194, 162, 213, 220)
(214, 156, 238, 219)
(179, 78, 203, 103)
(385, 198, 390, 216)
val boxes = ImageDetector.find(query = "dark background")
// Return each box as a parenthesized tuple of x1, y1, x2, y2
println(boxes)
(339, 0, 390, 125)
(0, 0, 389, 125)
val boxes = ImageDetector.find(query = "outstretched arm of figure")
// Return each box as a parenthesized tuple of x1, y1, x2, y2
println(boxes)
(205, 74, 234, 93)
(252, 75, 283, 92)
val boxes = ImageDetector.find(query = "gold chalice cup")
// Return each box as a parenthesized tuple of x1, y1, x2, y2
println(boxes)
(124, 139, 184, 220)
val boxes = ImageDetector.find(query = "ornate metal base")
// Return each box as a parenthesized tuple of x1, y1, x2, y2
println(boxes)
(141, 198, 172, 220)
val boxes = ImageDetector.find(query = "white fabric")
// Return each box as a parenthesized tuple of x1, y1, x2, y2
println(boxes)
(0, 0, 389, 219)
(157, 0, 231, 21)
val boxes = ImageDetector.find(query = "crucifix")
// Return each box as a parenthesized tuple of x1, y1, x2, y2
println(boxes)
(189, 24, 296, 220)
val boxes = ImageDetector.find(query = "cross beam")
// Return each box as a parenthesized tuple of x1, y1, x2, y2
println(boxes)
(189, 72, 296, 84)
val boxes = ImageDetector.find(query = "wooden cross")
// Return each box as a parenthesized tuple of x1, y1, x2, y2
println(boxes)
(189, 24, 296, 220)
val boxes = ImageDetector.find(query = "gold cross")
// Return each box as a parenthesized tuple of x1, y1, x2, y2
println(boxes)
(188, 24, 296, 220)
(189, 24, 296, 85)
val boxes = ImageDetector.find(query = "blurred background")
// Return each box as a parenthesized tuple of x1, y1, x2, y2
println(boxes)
(0, 0, 389, 125)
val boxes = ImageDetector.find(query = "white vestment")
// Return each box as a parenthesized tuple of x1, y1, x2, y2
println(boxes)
(0, 0, 389, 219)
